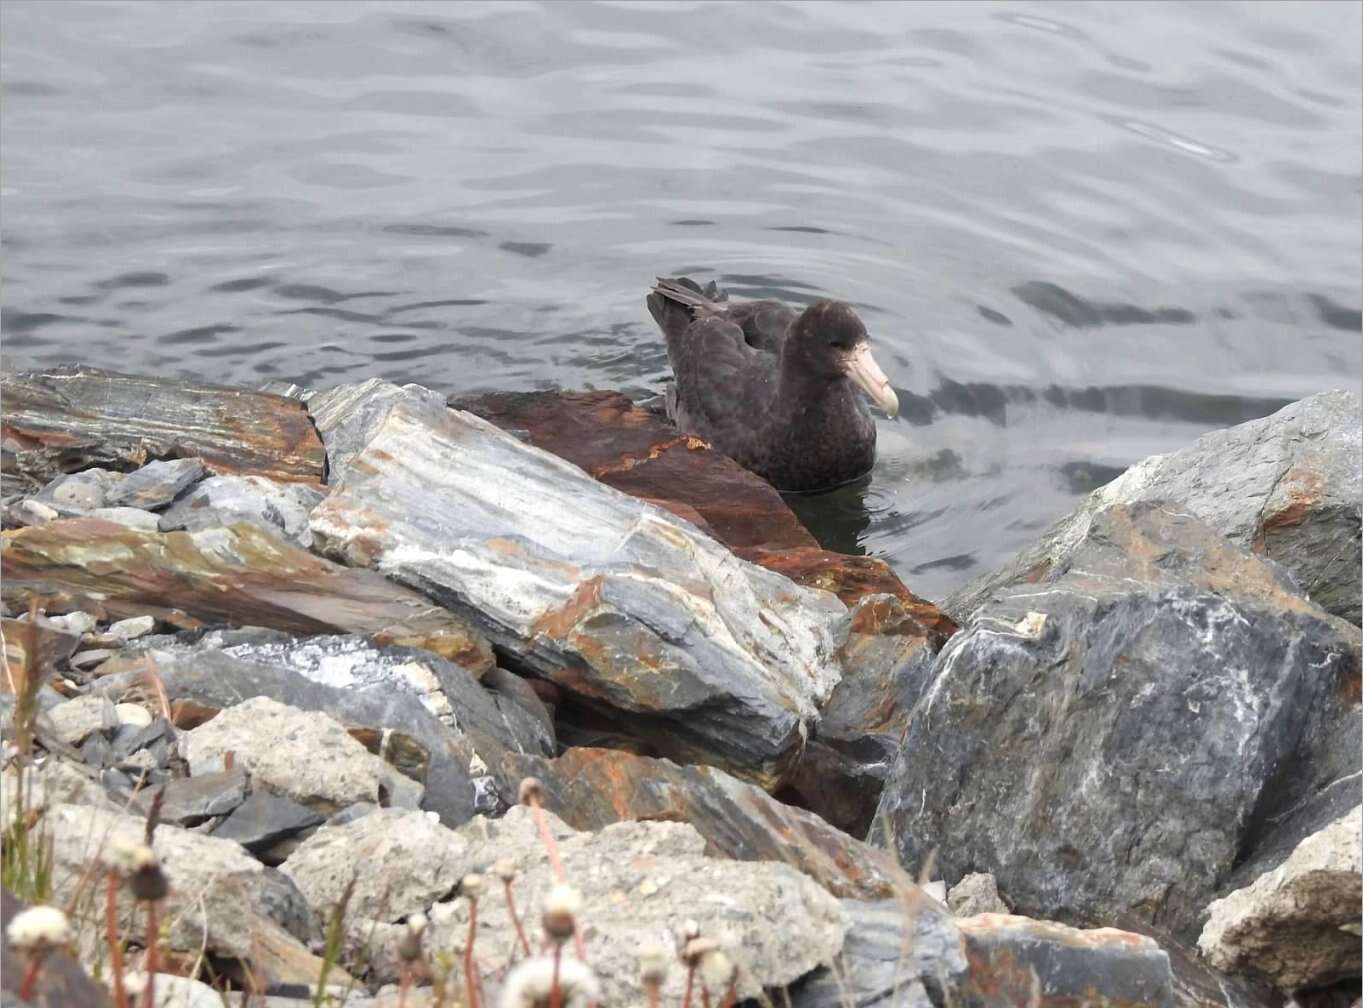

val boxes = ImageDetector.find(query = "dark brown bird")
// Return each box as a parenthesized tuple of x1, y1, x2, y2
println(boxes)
(647, 276, 899, 493)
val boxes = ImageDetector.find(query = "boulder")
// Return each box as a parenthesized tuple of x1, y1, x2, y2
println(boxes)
(949, 390, 1362, 625)
(181, 697, 412, 815)
(210, 790, 324, 864)
(308, 379, 846, 787)
(1, 365, 326, 485)
(1199, 806, 1361, 992)
(494, 746, 911, 900)
(0, 518, 494, 673)
(871, 503, 1361, 940)
(422, 807, 848, 1004)
(159, 474, 324, 548)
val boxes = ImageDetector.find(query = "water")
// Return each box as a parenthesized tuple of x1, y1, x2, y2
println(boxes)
(3, 1, 1359, 604)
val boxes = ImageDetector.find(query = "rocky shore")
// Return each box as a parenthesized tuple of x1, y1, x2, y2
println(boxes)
(1, 364, 1358, 1008)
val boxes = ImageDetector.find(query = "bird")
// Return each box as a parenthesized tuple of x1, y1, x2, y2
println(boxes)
(646, 276, 899, 493)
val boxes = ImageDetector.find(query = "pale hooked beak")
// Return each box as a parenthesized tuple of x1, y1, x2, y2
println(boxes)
(843, 343, 900, 418)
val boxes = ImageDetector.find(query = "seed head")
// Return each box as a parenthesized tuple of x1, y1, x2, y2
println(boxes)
(6, 905, 70, 950)
(517, 777, 544, 805)
(109, 840, 157, 874)
(494, 858, 517, 882)
(682, 936, 720, 966)
(398, 912, 427, 963)
(462, 873, 484, 900)
(678, 918, 701, 942)
(540, 883, 581, 942)
(500, 956, 599, 1008)
(698, 948, 735, 991)
(637, 941, 669, 985)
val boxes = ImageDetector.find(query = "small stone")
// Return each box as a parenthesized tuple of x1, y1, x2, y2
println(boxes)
(86, 506, 160, 531)
(921, 880, 947, 902)
(947, 872, 1010, 917)
(7, 498, 59, 526)
(40, 470, 117, 511)
(107, 615, 157, 642)
(69, 649, 117, 670)
(44, 694, 117, 746)
(105, 458, 207, 511)
(114, 703, 154, 728)
(46, 611, 97, 636)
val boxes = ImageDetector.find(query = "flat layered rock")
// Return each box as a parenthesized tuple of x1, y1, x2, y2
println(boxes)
(0, 518, 494, 674)
(950, 389, 1363, 625)
(872, 503, 1362, 941)
(457, 389, 947, 612)
(1, 365, 325, 485)
(309, 380, 847, 787)
(494, 746, 911, 900)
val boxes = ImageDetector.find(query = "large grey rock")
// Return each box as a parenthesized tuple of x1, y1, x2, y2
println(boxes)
(211, 789, 324, 863)
(1199, 806, 1361, 992)
(45, 803, 318, 980)
(41, 693, 116, 746)
(872, 503, 1361, 941)
(307, 379, 847, 787)
(423, 807, 848, 1003)
(182, 697, 411, 814)
(950, 390, 1362, 625)
(134, 769, 248, 826)
(159, 474, 324, 548)
(32, 469, 122, 513)
(104, 458, 206, 510)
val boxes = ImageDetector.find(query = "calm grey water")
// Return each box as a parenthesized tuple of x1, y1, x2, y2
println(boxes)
(3, 1, 1360, 604)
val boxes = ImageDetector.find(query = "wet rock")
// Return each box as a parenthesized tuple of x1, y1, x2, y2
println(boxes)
(458, 389, 944, 611)
(159, 474, 324, 548)
(1, 519, 494, 673)
(211, 790, 325, 864)
(872, 503, 1361, 940)
(43, 693, 116, 746)
(950, 389, 1362, 625)
(790, 896, 965, 1008)
(948, 872, 1010, 917)
(85, 506, 160, 530)
(1199, 806, 1361, 992)
(182, 697, 413, 815)
(785, 593, 941, 836)
(45, 803, 328, 986)
(135, 768, 248, 826)
(956, 914, 1175, 1008)
(104, 458, 207, 510)
(309, 379, 845, 787)
(1, 365, 326, 485)
(422, 807, 848, 1002)
(282, 808, 474, 929)
(495, 746, 910, 900)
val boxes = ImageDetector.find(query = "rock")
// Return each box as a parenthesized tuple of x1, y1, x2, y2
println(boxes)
(948, 872, 1010, 917)
(92, 634, 514, 827)
(950, 389, 1362, 625)
(1, 519, 494, 673)
(45, 803, 329, 986)
(211, 790, 325, 864)
(956, 914, 1175, 1008)
(113, 702, 153, 728)
(68, 649, 115, 670)
(45, 611, 96, 636)
(785, 593, 942, 837)
(106, 718, 168, 763)
(282, 808, 475, 928)
(159, 474, 324, 548)
(423, 807, 848, 1003)
(458, 389, 945, 611)
(42, 694, 116, 746)
(33, 469, 121, 513)
(85, 506, 160, 530)
(309, 379, 846, 787)
(3, 497, 59, 527)
(871, 503, 1362, 940)
(1, 365, 326, 485)
(790, 897, 967, 1008)
(104, 458, 207, 510)
(124, 973, 222, 1008)
(2, 757, 110, 814)
(134, 769, 248, 826)
(494, 746, 911, 900)
(1199, 806, 1361, 992)
(106, 615, 156, 641)
(182, 697, 412, 815)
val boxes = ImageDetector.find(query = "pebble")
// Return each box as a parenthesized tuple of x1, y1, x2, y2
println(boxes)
(114, 703, 154, 729)
(47, 611, 97, 636)
(107, 615, 157, 641)
(69, 649, 116, 670)
(46, 694, 116, 746)
(8, 499, 58, 526)
(86, 507, 160, 531)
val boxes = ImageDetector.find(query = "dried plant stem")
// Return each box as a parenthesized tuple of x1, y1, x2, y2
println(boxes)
(464, 899, 480, 1008)
(106, 871, 130, 1008)
(502, 878, 531, 958)
(397, 963, 412, 1008)
(142, 901, 160, 1008)
(681, 961, 697, 1008)
(524, 797, 588, 965)
(548, 944, 562, 1008)
(17, 954, 44, 1002)
(701, 985, 712, 1008)
(647, 983, 660, 1008)
(719, 978, 737, 1008)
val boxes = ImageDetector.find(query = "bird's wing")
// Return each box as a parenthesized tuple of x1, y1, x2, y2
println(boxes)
(722, 300, 799, 353)
(666, 315, 774, 445)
